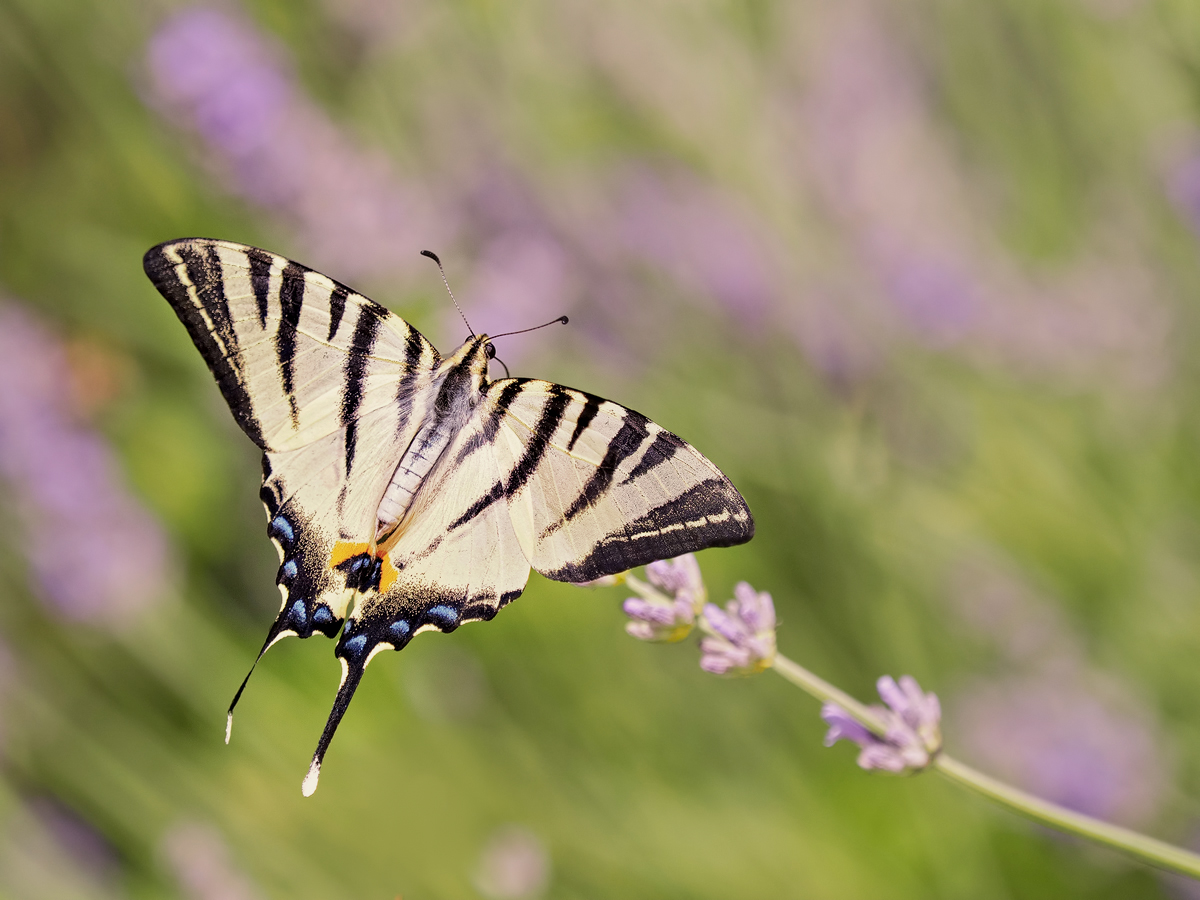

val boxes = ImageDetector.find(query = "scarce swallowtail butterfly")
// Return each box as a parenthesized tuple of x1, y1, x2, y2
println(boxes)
(144, 238, 754, 795)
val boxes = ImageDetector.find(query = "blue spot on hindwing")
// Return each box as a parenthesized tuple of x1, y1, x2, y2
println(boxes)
(390, 620, 410, 639)
(313, 605, 333, 625)
(279, 559, 298, 583)
(290, 598, 307, 625)
(343, 635, 367, 656)
(269, 514, 295, 546)
(426, 605, 460, 629)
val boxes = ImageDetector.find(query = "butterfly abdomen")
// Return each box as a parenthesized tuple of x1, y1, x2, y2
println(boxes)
(375, 420, 454, 539)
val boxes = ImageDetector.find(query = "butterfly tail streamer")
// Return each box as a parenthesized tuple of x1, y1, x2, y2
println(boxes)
(303, 654, 368, 797)
(225, 616, 306, 743)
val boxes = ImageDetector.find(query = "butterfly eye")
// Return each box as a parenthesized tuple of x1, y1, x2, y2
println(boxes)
(485, 342, 496, 359)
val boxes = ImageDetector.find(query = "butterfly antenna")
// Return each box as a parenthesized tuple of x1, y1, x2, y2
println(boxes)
(490, 315, 569, 340)
(420, 250, 474, 338)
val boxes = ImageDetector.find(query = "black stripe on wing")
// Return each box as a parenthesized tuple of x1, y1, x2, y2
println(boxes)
(544, 408, 652, 537)
(327, 284, 349, 341)
(620, 429, 683, 484)
(449, 384, 572, 532)
(540, 478, 755, 583)
(248, 247, 273, 328)
(276, 262, 306, 429)
(144, 241, 266, 448)
(339, 303, 387, 475)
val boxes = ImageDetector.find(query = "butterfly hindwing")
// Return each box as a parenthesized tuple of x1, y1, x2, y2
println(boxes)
(303, 413, 532, 793)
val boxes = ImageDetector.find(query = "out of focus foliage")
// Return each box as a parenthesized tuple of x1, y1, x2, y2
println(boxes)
(2, 0, 1200, 897)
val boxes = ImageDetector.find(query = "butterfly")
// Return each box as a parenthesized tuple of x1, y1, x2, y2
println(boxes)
(144, 238, 754, 795)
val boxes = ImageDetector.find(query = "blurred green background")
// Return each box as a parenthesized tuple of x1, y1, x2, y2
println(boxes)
(3, 0, 1200, 896)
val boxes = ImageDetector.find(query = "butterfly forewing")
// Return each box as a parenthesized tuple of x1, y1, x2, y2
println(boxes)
(486, 380, 754, 582)
(145, 238, 442, 640)
(144, 238, 440, 451)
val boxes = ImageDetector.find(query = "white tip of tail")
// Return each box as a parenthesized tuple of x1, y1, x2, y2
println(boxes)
(225, 712, 233, 745)
(302, 761, 321, 797)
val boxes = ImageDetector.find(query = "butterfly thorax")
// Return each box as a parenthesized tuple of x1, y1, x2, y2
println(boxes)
(374, 335, 493, 544)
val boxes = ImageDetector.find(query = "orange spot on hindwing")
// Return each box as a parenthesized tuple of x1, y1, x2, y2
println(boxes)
(329, 541, 371, 567)
(330, 540, 397, 593)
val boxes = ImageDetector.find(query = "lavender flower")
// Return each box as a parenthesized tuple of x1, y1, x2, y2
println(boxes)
(0, 304, 171, 624)
(698, 581, 776, 675)
(473, 825, 550, 899)
(162, 821, 263, 900)
(953, 669, 1167, 826)
(621, 554, 705, 643)
(822, 675, 942, 773)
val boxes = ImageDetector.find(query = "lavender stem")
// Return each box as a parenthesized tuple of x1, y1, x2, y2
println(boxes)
(770, 653, 1200, 880)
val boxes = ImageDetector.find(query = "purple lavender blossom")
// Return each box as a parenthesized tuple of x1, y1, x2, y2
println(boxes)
(953, 670, 1167, 826)
(1168, 152, 1200, 239)
(0, 304, 171, 624)
(621, 554, 705, 642)
(145, 7, 451, 281)
(162, 821, 263, 900)
(822, 675, 942, 773)
(614, 167, 778, 323)
(698, 581, 776, 675)
(473, 825, 550, 899)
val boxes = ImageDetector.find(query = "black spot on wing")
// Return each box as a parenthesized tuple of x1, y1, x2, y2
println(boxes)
(545, 410, 651, 536)
(567, 394, 602, 452)
(277, 262, 306, 428)
(327, 284, 348, 341)
(620, 429, 683, 485)
(539, 478, 755, 582)
(146, 241, 266, 448)
(247, 247, 274, 328)
(340, 304, 385, 475)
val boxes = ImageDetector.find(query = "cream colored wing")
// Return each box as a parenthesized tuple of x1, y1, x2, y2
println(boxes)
(302, 413, 531, 794)
(145, 238, 444, 732)
(487, 379, 754, 582)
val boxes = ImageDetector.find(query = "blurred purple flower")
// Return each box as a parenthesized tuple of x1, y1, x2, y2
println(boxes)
(0, 304, 170, 624)
(952, 669, 1168, 827)
(823, 675, 942, 774)
(876, 250, 979, 341)
(162, 821, 262, 900)
(614, 168, 778, 322)
(798, 4, 1170, 388)
(27, 798, 119, 882)
(1168, 153, 1200, 238)
(699, 581, 776, 675)
(473, 825, 550, 899)
(145, 6, 451, 281)
(622, 554, 706, 643)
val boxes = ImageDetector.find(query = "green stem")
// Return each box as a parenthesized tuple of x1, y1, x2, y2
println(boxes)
(771, 653, 889, 734)
(933, 755, 1200, 879)
(771, 653, 1200, 880)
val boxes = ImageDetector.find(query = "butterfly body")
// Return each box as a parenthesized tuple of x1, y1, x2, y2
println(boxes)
(144, 238, 754, 794)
